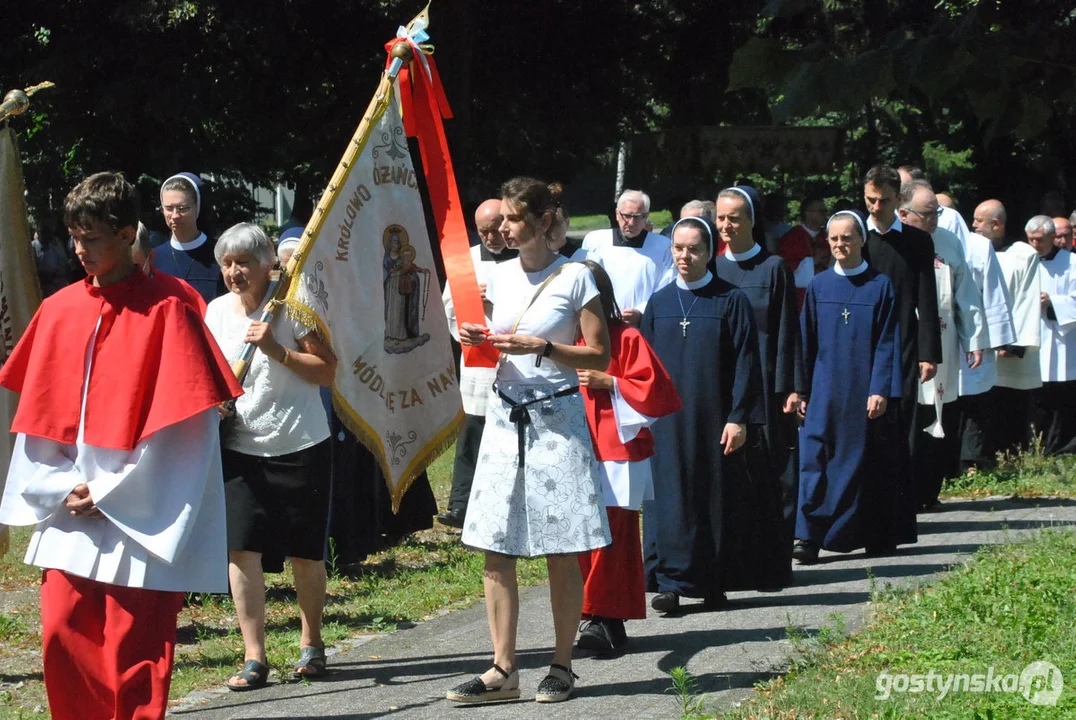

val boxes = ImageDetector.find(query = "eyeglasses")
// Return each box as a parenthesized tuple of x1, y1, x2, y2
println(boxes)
(618, 211, 648, 221)
(162, 204, 193, 216)
(908, 207, 944, 220)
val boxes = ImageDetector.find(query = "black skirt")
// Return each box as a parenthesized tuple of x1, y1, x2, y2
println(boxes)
(223, 439, 332, 569)
(326, 413, 437, 565)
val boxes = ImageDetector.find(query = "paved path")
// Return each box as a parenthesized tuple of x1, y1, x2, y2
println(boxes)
(172, 497, 1076, 719)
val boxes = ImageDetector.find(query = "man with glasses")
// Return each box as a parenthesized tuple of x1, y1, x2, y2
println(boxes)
(899, 180, 986, 509)
(899, 166, 970, 244)
(1026, 216, 1076, 456)
(572, 189, 674, 326)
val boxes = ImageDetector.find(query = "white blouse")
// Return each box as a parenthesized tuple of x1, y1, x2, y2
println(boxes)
(205, 293, 330, 456)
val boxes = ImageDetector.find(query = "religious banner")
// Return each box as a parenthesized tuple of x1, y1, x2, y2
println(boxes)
(286, 71, 463, 511)
(0, 127, 44, 554)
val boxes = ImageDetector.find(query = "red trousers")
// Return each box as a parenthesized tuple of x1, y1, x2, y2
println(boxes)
(40, 569, 184, 720)
(578, 507, 646, 620)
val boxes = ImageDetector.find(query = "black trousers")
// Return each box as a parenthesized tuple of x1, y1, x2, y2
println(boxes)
(1032, 381, 1076, 456)
(957, 391, 999, 471)
(914, 401, 962, 508)
(448, 413, 486, 514)
(991, 386, 1035, 457)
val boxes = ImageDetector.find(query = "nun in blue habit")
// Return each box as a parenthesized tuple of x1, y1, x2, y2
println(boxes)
(154, 172, 225, 304)
(794, 211, 911, 563)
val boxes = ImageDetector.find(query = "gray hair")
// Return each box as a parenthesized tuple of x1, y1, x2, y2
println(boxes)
(899, 179, 934, 208)
(1025, 215, 1056, 235)
(1069, 210, 1076, 225)
(680, 199, 716, 221)
(617, 189, 651, 213)
(214, 222, 276, 269)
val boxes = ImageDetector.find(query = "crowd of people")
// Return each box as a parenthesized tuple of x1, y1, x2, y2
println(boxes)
(439, 164, 1076, 703)
(0, 160, 1073, 717)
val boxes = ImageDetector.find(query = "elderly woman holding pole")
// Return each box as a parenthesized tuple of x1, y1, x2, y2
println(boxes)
(447, 177, 611, 705)
(203, 223, 338, 691)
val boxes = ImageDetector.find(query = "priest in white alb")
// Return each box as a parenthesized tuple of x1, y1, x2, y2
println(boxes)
(1025, 216, 1076, 456)
(898, 181, 986, 508)
(572, 189, 674, 324)
(953, 224, 1015, 472)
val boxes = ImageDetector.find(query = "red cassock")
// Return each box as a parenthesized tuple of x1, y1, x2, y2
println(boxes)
(777, 224, 826, 311)
(0, 271, 241, 720)
(578, 324, 682, 620)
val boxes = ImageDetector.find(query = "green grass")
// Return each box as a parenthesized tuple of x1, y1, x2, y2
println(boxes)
(941, 444, 1076, 499)
(720, 529, 1076, 719)
(0, 442, 550, 718)
(570, 209, 675, 234)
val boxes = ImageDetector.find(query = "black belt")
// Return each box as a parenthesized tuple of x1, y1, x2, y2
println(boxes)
(496, 385, 579, 471)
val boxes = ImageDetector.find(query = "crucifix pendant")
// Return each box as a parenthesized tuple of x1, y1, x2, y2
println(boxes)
(841, 308, 851, 325)
(680, 318, 691, 337)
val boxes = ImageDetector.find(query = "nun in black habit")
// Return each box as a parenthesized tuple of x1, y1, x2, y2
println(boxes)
(713, 185, 803, 582)
(641, 216, 783, 614)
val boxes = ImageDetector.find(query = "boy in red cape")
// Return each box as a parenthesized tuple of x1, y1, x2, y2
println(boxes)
(0, 172, 242, 720)
(575, 261, 682, 653)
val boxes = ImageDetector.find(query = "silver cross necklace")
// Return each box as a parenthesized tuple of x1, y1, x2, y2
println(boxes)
(676, 289, 701, 337)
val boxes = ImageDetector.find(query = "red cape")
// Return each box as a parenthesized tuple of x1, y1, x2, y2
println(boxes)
(582, 324, 682, 462)
(0, 270, 242, 451)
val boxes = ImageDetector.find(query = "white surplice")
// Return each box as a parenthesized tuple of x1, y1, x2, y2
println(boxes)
(957, 232, 1016, 397)
(443, 244, 500, 416)
(0, 321, 228, 593)
(598, 378, 658, 510)
(1037, 248, 1076, 382)
(571, 229, 675, 314)
(995, 241, 1043, 390)
(919, 227, 986, 436)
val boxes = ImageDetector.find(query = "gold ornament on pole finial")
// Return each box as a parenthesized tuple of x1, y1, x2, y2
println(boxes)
(390, 41, 415, 64)
(0, 81, 55, 123)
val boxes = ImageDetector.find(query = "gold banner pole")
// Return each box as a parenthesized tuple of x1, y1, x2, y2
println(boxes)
(0, 82, 55, 123)
(226, 9, 425, 389)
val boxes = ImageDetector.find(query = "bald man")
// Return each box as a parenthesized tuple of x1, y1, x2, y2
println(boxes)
(936, 193, 956, 209)
(438, 199, 518, 528)
(1053, 216, 1072, 251)
(974, 199, 1043, 455)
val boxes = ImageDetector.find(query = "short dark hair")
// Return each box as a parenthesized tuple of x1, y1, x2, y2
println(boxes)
(799, 193, 825, 219)
(863, 165, 901, 194)
(63, 172, 139, 232)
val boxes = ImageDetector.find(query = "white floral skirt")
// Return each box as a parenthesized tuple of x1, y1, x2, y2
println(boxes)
(462, 382, 611, 557)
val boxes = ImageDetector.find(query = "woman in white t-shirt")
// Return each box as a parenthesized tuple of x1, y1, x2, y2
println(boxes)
(446, 178, 611, 705)
(203, 223, 338, 691)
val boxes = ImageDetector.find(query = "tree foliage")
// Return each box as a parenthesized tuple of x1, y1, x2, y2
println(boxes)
(728, 0, 1076, 214)
(3, 0, 1075, 227)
